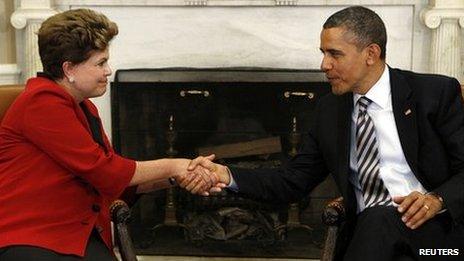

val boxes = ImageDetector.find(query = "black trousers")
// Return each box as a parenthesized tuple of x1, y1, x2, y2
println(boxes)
(344, 206, 464, 261)
(0, 229, 115, 261)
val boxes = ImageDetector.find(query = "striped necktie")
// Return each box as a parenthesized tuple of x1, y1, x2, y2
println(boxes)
(356, 96, 392, 208)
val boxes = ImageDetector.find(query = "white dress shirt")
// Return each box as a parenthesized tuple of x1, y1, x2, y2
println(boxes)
(349, 66, 427, 213)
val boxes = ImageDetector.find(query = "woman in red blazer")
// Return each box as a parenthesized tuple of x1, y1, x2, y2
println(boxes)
(0, 9, 216, 260)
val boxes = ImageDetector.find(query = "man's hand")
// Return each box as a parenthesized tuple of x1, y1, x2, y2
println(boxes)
(163, 156, 218, 196)
(187, 155, 230, 185)
(178, 154, 230, 195)
(176, 154, 227, 196)
(393, 191, 443, 230)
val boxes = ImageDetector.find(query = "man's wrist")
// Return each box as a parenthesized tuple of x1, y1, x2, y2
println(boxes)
(426, 191, 445, 210)
(219, 165, 231, 185)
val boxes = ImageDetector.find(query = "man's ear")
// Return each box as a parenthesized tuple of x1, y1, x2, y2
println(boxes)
(62, 61, 75, 81)
(365, 43, 382, 66)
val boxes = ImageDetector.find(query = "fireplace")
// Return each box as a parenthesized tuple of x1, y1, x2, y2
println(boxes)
(111, 68, 339, 258)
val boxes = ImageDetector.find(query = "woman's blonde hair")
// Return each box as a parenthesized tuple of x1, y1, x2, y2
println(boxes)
(38, 9, 118, 80)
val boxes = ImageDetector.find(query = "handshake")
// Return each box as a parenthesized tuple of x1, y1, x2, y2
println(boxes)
(171, 154, 231, 196)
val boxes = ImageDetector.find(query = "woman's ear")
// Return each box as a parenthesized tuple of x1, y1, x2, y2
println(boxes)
(62, 61, 75, 83)
(365, 43, 382, 66)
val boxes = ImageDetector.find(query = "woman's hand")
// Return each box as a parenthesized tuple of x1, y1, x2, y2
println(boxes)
(176, 155, 229, 195)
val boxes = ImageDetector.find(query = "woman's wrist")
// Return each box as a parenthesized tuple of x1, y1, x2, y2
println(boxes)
(164, 158, 189, 179)
(161, 158, 177, 175)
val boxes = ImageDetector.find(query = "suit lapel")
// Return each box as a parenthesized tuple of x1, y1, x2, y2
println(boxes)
(336, 93, 353, 200)
(390, 68, 419, 176)
(336, 93, 360, 218)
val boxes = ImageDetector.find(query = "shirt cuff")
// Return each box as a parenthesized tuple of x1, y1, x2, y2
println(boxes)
(437, 208, 447, 214)
(225, 166, 239, 192)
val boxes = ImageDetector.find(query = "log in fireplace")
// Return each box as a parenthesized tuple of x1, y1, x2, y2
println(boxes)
(111, 68, 339, 258)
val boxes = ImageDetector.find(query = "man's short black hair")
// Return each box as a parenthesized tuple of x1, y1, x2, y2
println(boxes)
(323, 6, 387, 60)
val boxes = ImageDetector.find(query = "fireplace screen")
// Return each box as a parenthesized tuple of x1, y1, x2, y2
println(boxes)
(111, 68, 339, 258)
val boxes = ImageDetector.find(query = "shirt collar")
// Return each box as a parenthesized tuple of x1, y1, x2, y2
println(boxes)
(353, 66, 391, 109)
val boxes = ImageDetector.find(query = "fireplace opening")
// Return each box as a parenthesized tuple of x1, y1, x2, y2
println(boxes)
(111, 68, 339, 258)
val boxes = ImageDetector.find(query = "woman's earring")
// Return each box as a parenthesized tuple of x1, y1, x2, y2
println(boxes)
(68, 76, 75, 83)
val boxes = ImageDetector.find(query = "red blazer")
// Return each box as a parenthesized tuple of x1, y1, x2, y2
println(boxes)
(0, 77, 136, 256)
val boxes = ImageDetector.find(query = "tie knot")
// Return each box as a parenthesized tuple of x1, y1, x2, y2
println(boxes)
(357, 96, 372, 112)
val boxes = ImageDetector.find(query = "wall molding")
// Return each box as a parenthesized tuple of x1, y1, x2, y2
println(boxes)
(421, 7, 464, 29)
(54, 0, 416, 7)
(0, 64, 20, 85)
(10, 8, 57, 29)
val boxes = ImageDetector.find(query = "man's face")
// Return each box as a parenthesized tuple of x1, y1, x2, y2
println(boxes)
(319, 27, 370, 95)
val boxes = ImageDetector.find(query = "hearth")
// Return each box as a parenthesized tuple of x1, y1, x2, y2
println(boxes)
(111, 68, 339, 258)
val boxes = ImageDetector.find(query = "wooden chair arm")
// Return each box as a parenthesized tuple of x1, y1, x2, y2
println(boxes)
(320, 197, 345, 261)
(110, 200, 138, 261)
(322, 196, 345, 226)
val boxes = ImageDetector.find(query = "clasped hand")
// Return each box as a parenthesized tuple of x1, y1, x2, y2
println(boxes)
(174, 154, 229, 196)
(394, 191, 444, 230)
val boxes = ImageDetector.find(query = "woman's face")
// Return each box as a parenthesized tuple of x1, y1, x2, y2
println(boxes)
(68, 48, 112, 100)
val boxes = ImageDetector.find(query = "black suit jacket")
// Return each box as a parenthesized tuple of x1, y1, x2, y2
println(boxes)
(231, 67, 464, 228)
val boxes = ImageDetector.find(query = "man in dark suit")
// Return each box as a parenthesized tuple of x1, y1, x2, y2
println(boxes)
(183, 6, 464, 260)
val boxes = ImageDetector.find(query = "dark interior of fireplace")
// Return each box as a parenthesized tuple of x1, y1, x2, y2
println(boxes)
(111, 68, 340, 258)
